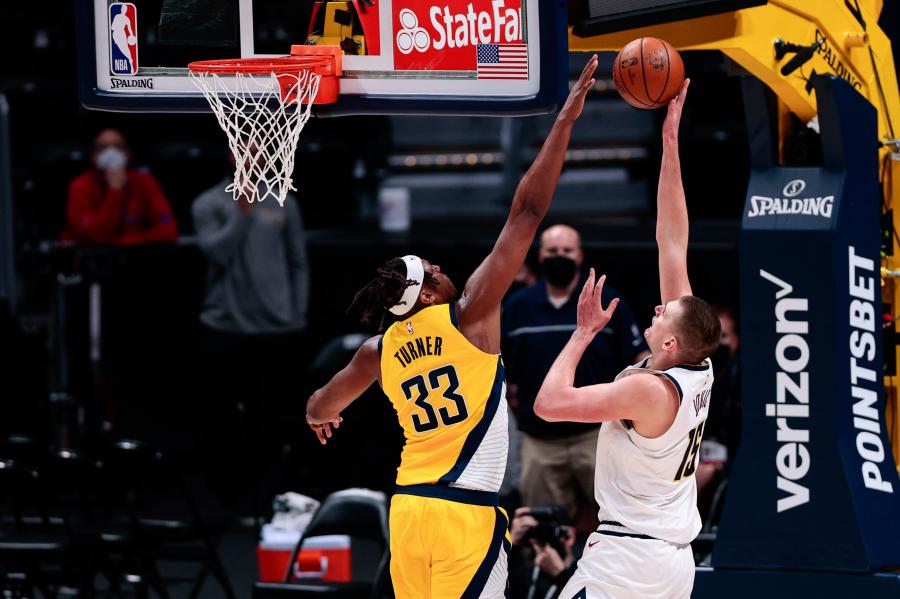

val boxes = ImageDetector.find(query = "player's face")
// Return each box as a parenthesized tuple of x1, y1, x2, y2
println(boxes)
(644, 299, 682, 354)
(421, 259, 458, 304)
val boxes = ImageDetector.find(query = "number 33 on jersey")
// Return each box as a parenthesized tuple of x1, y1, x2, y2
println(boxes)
(380, 303, 509, 493)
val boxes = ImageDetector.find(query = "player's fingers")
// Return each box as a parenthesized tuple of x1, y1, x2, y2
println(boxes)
(594, 274, 606, 305)
(323, 423, 333, 438)
(578, 274, 590, 306)
(579, 54, 598, 82)
(606, 297, 620, 314)
(674, 78, 690, 107)
(313, 426, 327, 445)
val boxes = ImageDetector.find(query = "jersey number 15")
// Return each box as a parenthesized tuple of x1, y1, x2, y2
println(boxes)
(674, 420, 705, 482)
(401, 365, 469, 433)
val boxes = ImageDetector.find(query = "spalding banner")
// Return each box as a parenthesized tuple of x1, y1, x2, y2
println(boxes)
(713, 76, 900, 571)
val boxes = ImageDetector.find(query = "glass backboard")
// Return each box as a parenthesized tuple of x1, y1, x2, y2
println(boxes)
(76, 0, 569, 115)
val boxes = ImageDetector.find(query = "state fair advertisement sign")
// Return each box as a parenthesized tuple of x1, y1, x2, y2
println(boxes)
(392, 0, 528, 79)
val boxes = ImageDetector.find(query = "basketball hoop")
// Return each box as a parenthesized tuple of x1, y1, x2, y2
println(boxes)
(188, 46, 341, 206)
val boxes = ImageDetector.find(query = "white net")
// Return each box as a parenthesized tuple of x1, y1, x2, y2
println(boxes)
(189, 68, 321, 206)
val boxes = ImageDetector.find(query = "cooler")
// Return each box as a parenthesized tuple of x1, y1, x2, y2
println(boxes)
(257, 525, 352, 583)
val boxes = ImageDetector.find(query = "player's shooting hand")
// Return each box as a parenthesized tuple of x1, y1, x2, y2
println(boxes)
(577, 268, 619, 335)
(510, 508, 539, 545)
(557, 54, 598, 126)
(662, 78, 690, 145)
(530, 539, 567, 578)
(307, 413, 342, 445)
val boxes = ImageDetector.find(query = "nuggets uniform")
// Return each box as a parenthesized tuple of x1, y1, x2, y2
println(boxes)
(560, 358, 713, 599)
(380, 303, 509, 599)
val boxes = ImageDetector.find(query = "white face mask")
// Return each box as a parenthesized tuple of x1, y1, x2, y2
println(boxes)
(95, 146, 127, 170)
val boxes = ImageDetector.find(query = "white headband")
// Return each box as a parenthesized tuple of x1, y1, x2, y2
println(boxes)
(389, 255, 425, 316)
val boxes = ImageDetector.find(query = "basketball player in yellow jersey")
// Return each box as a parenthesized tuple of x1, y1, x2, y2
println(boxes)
(305, 56, 599, 599)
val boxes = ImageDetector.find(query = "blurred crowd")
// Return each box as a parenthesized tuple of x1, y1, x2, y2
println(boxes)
(4, 126, 743, 598)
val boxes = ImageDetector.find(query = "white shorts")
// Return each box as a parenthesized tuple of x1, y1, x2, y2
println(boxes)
(558, 526, 695, 599)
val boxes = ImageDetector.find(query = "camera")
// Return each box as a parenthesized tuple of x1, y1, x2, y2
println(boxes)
(521, 504, 572, 557)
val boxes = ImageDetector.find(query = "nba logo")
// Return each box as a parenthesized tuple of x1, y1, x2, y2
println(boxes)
(108, 3, 138, 75)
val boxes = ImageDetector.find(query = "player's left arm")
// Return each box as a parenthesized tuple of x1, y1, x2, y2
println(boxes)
(657, 79, 693, 304)
(456, 56, 598, 333)
(535, 368, 670, 423)
(306, 335, 381, 444)
(535, 269, 667, 423)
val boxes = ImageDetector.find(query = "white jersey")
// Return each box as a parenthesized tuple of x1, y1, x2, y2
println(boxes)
(593, 357, 713, 545)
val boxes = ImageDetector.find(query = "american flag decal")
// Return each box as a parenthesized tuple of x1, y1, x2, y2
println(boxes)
(476, 44, 528, 80)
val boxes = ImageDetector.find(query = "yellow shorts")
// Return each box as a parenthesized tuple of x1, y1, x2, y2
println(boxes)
(389, 486, 510, 599)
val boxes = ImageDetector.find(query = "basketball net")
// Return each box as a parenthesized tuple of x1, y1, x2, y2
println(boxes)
(189, 69, 320, 206)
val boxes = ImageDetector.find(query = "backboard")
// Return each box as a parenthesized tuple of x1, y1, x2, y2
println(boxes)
(76, 0, 568, 116)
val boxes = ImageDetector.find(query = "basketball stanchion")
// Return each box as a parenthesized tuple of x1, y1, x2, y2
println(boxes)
(188, 46, 342, 206)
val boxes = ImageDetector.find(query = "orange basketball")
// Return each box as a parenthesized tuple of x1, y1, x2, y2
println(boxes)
(613, 37, 684, 109)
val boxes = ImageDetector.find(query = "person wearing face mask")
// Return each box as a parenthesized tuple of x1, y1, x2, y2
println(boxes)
(61, 128, 178, 246)
(501, 224, 650, 523)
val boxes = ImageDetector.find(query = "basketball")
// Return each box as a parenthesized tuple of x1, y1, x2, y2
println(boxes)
(613, 37, 685, 109)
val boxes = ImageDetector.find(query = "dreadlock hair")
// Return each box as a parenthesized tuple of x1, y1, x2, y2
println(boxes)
(347, 257, 437, 332)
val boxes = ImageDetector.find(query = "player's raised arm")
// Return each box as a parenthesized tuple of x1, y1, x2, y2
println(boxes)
(456, 56, 598, 326)
(656, 79, 693, 304)
(305, 335, 381, 444)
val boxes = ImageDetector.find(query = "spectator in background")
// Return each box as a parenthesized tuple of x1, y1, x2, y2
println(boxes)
(697, 305, 741, 510)
(508, 505, 577, 599)
(192, 150, 310, 520)
(502, 224, 650, 525)
(61, 128, 178, 245)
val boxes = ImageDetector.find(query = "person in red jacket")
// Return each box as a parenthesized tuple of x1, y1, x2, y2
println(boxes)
(61, 128, 178, 245)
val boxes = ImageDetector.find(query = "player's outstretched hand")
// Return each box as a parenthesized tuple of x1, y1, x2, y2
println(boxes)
(557, 54, 598, 126)
(576, 268, 619, 335)
(662, 78, 690, 145)
(307, 413, 343, 445)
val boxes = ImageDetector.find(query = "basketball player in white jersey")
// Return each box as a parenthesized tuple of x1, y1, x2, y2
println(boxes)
(533, 79, 721, 599)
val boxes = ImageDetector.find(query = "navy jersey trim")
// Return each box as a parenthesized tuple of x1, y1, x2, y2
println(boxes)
(659, 373, 684, 404)
(598, 520, 656, 540)
(394, 484, 499, 506)
(377, 335, 383, 357)
(670, 361, 709, 372)
(438, 357, 504, 484)
(599, 529, 656, 540)
(461, 507, 509, 598)
(449, 302, 460, 331)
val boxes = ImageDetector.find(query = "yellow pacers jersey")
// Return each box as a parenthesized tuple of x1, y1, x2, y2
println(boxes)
(380, 303, 508, 493)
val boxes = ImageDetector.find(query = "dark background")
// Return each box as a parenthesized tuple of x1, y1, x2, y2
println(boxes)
(0, 1, 896, 501)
